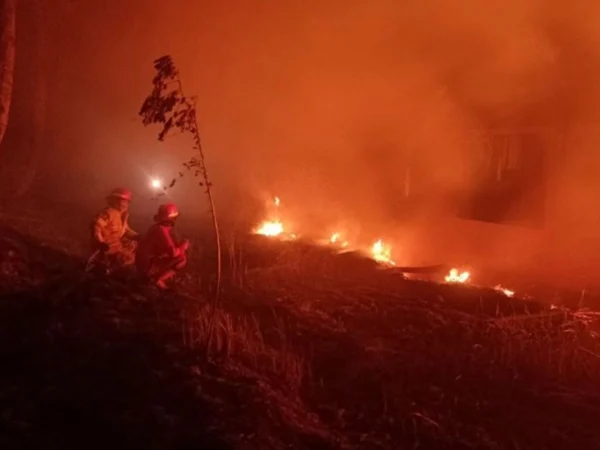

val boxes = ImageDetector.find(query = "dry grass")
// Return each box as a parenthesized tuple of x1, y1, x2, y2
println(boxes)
(2, 199, 600, 449)
(182, 304, 306, 395)
(224, 232, 249, 289)
(210, 242, 600, 449)
(228, 241, 600, 382)
(488, 308, 600, 382)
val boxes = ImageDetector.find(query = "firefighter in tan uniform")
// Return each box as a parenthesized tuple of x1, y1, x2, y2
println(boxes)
(90, 188, 139, 270)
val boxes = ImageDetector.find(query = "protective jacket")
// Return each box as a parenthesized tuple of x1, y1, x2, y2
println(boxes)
(135, 223, 184, 274)
(92, 207, 137, 250)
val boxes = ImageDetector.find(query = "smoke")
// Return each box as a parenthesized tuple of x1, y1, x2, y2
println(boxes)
(12, 0, 600, 282)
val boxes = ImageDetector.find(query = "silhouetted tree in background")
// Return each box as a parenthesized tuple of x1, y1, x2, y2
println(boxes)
(0, 0, 16, 148)
(14, 0, 45, 197)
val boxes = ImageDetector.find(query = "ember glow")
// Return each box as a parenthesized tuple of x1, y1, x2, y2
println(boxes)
(494, 285, 515, 297)
(370, 239, 395, 266)
(445, 268, 470, 283)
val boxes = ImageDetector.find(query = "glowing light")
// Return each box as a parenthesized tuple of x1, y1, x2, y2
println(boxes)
(247, 197, 519, 295)
(371, 239, 395, 266)
(253, 196, 296, 239)
(445, 268, 470, 283)
(329, 232, 349, 248)
(494, 285, 515, 297)
(255, 221, 284, 237)
(151, 178, 162, 189)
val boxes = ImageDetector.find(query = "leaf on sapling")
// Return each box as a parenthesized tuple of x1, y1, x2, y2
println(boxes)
(158, 117, 173, 141)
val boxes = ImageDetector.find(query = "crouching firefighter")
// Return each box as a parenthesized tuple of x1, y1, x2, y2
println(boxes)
(88, 188, 139, 273)
(136, 203, 190, 289)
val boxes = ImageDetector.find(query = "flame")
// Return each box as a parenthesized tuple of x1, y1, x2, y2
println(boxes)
(254, 196, 290, 238)
(445, 268, 470, 283)
(371, 239, 395, 266)
(255, 221, 284, 237)
(250, 193, 519, 296)
(329, 232, 349, 248)
(494, 285, 515, 297)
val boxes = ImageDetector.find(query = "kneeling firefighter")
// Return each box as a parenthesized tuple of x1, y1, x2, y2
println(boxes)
(135, 203, 190, 289)
(90, 187, 139, 271)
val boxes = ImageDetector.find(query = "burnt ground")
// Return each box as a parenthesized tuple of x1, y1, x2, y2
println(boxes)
(1, 199, 600, 449)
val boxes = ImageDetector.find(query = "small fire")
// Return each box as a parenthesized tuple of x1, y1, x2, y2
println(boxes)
(254, 196, 290, 238)
(255, 221, 284, 237)
(329, 232, 349, 248)
(249, 196, 522, 295)
(445, 268, 470, 283)
(494, 285, 515, 297)
(371, 239, 395, 266)
(250, 200, 520, 296)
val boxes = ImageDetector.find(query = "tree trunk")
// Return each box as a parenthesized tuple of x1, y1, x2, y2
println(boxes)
(0, 0, 16, 148)
(15, 0, 44, 197)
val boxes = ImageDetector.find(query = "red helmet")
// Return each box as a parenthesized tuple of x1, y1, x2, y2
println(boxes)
(154, 203, 179, 222)
(108, 187, 132, 201)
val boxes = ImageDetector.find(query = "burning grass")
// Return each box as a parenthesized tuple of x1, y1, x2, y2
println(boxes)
(445, 267, 470, 283)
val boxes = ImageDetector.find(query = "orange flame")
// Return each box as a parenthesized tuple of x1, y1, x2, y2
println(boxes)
(445, 268, 470, 283)
(254, 196, 285, 237)
(329, 232, 349, 248)
(494, 285, 515, 297)
(371, 239, 395, 266)
(255, 221, 284, 237)
(251, 194, 516, 295)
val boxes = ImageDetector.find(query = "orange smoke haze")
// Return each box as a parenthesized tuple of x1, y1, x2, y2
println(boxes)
(9, 0, 600, 284)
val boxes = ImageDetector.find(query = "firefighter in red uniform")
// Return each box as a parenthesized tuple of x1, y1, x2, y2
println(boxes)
(136, 203, 189, 289)
(90, 187, 139, 271)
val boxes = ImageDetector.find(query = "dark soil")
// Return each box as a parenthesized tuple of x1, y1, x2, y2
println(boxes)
(1, 199, 599, 450)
